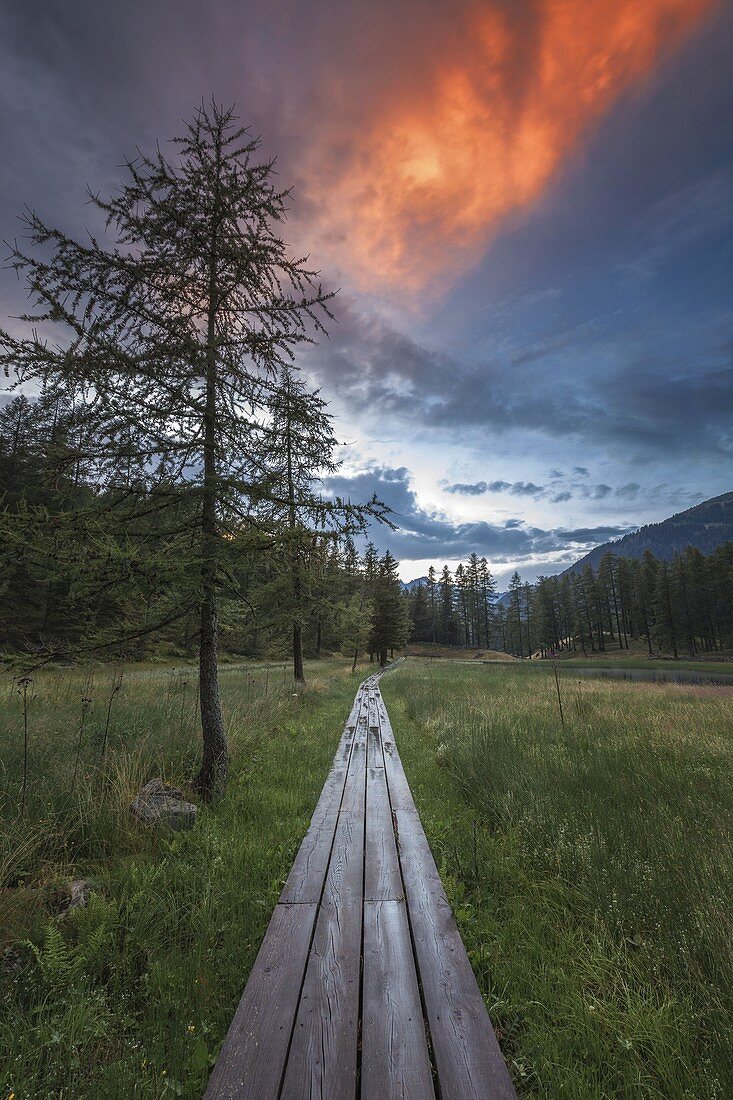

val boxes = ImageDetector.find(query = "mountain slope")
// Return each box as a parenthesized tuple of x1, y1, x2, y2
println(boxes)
(562, 491, 733, 576)
(400, 576, 429, 592)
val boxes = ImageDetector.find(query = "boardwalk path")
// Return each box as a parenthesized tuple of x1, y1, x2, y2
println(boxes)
(205, 668, 516, 1100)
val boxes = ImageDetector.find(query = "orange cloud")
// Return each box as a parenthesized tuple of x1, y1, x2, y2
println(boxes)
(294, 0, 716, 298)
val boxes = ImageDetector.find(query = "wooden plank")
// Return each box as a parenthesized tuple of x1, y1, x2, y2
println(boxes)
(381, 722, 418, 813)
(362, 900, 436, 1100)
(367, 692, 383, 767)
(279, 810, 338, 904)
(204, 902, 318, 1100)
(341, 716, 367, 814)
(208, 677, 516, 1100)
(279, 899, 362, 1100)
(364, 766, 403, 902)
(392, 806, 516, 1100)
(309, 765, 349, 826)
(309, 696, 362, 825)
(280, 808, 364, 1099)
(281, 691, 368, 903)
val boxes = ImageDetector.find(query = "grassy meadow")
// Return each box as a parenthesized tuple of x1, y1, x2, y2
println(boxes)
(382, 660, 733, 1098)
(2, 655, 731, 1098)
(0, 658, 362, 1099)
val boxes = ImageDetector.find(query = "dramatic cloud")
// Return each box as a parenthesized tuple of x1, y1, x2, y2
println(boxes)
(446, 481, 491, 496)
(306, 301, 733, 465)
(324, 464, 635, 563)
(291, 0, 716, 296)
(447, 479, 545, 497)
(0, 2, 730, 580)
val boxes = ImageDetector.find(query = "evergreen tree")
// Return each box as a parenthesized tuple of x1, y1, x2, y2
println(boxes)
(439, 565, 455, 645)
(264, 370, 383, 683)
(0, 102, 336, 797)
(426, 565, 438, 643)
(370, 552, 410, 665)
(478, 557, 496, 648)
(653, 562, 679, 658)
(507, 571, 524, 657)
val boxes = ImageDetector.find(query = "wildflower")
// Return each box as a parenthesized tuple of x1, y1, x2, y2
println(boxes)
(187, 1023, 196, 1034)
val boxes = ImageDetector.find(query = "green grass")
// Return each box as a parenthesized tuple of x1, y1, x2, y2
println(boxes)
(5, 657, 730, 1098)
(0, 658, 362, 1099)
(381, 660, 733, 1099)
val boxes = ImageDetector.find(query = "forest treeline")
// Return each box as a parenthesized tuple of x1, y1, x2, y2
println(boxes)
(0, 392, 409, 667)
(406, 546, 733, 659)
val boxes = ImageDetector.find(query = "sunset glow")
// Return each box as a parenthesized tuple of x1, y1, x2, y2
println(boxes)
(299, 0, 716, 296)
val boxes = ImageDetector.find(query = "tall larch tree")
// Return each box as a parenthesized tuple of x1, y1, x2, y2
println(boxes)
(264, 369, 384, 683)
(0, 102, 337, 798)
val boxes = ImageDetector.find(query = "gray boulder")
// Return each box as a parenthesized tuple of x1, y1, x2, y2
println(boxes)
(57, 878, 94, 917)
(130, 778, 197, 831)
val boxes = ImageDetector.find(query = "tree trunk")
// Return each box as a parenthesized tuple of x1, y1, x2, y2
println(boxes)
(197, 582, 227, 798)
(352, 646, 359, 673)
(286, 378, 306, 685)
(194, 341, 228, 799)
(194, 148, 228, 800)
(293, 621, 305, 683)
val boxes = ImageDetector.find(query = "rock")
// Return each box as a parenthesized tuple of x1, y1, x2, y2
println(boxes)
(46, 877, 96, 918)
(57, 879, 93, 918)
(2, 946, 22, 975)
(130, 778, 197, 831)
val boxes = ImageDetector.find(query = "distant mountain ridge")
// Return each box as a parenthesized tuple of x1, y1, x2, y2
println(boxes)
(400, 576, 428, 592)
(561, 491, 733, 576)
(400, 492, 733, 594)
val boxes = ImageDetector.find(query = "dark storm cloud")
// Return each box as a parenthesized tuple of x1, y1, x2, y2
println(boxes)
(305, 298, 733, 467)
(554, 526, 633, 544)
(446, 479, 545, 497)
(1, 0, 732, 553)
(445, 481, 490, 496)
(324, 465, 635, 562)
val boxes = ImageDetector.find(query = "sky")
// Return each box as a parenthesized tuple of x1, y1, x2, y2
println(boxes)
(1, 0, 732, 585)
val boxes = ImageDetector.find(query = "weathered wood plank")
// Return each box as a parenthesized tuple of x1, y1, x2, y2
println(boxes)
(280, 806, 365, 1099)
(204, 902, 318, 1100)
(364, 765, 403, 902)
(392, 804, 516, 1100)
(367, 691, 383, 767)
(309, 698, 362, 826)
(279, 810, 339, 904)
(381, 722, 418, 813)
(341, 715, 367, 814)
(281, 692, 367, 903)
(362, 899, 436, 1100)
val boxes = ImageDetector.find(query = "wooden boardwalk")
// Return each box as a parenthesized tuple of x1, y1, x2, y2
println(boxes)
(205, 670, 516, 1100)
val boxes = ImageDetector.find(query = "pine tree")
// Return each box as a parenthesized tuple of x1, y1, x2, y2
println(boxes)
(0, 102, 337, 798)
(439, 565, 455, 645)
(264, 369, 383, 683)
(507, 571, 524, 657)
(478, 557, 496, 648)
(370, 552, 409, 665)
(653, 562, 679, 658)
(426, 565, 438, 643)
